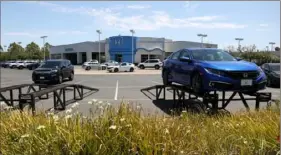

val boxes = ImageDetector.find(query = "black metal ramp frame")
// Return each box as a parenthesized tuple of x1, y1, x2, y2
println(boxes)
(0, 84, 50, 107)
(18, 84, 99, 115)
(141, 84, 272, 114)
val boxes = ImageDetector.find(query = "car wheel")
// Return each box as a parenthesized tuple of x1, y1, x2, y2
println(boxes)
(139, 65, 145, 69)
(266, 78, 271, 87)
(28, 67, 32, 70)
(114, 68, 119, 72)
(191, 73, 203, 94)
(69, 72, 74, 81)
(85, 66, 91, 71)
(57, 75, 63, 84)
(155, 65, 160, 70)
(130, 68, 134, 72)
(163, 70, 172, 86)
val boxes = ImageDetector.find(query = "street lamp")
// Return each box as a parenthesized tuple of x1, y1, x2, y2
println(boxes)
(197, 34, 207, 48)
(130, 29, 135, 63)
(96, 30, 102, 64)
(235, 38, 244, 52)
(40, 36, 47, 61)
(269, 42, 275, 51)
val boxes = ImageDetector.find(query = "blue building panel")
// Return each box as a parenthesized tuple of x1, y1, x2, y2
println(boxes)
(109, 36, 137, 63)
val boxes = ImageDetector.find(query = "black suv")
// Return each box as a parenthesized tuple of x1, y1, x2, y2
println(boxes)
(32, 59, 74, 84)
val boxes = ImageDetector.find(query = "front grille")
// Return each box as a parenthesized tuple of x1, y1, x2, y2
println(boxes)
(224, 71, 259, 79)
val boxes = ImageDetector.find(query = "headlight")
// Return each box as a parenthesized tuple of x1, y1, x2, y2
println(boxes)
(51, 70, 58, 73)
(205, 68, 225, 76)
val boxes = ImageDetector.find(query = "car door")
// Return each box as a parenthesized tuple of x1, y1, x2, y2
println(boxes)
(169, 51, 182, 83)
(177, 50, 194, 85)
(119, 63, 127, 72)
(61, 61, 69, 78)
(66, 60, 72, 76)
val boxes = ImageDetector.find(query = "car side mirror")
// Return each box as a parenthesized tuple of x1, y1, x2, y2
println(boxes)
(236, 57, 242, 61)
(179, 56, 192, 63)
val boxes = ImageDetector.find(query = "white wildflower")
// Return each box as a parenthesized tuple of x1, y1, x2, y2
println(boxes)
(92, 99, 97, 102)
(65, 108, 72, 114)
(164, 128, 169, 134)
(107, 102, 111, 106)
(125, 124, 132, 127)
(21, 134, 30, 138)
(244, 139, 248, 144)
(0, 101, 5, 106)
(71, 102, 79, 108)
(120, 118, 125, 122)
(52, 115, 59, 121)
(99, 105, 104, 110)
(4, 106, 13, 110)
(109, 125, 117, 130)
(47, 112, 54, 116)
(50, 108, 54, 112)
(98, 101, 103, 104)
(180, 151, 184, 154)
(88, 101, 93, 104)
(186, 130, 191, 133)
(65, 114, 72, 119)
(82, 116, 87, 119)
(182, 110, 187, 113)
(37, 125, 46, 130)
(136, 105, 141, 110)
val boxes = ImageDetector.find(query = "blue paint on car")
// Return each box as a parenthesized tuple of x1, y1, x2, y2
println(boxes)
(162, 48, 267, 93)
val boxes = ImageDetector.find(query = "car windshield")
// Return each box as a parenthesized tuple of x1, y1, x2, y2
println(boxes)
(40, 61, 61, 68)
(270, 65, 280, 71)
(191, 49, 237, 61)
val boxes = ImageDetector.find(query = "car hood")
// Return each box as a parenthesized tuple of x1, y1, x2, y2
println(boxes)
(197, 61, 259, 71)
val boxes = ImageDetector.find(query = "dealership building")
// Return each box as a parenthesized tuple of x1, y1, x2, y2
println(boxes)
(50, 35, 218, 65)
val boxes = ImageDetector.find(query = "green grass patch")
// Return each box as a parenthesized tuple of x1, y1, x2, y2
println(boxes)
(0, 101, 280, 155)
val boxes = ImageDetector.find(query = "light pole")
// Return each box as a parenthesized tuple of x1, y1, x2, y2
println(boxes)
(96, 30, 102, 64)
(40, 36, 47, 61)
(130, 29, 135, 63)
(197, 34, 207, 48)
(235, 38, 244, 52)
(269, 42, 275, 51)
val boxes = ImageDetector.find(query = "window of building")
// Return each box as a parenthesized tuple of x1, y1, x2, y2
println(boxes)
(141, 55, 149, 62)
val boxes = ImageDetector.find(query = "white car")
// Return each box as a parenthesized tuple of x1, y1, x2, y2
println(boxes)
(82, 60, 99, 70)
(138, 59, 162, 70)
(9, 61, 21, 69)
(107, 62, 135, 73)
(103, 60, 119, 66)
(17, 61, 34, 69)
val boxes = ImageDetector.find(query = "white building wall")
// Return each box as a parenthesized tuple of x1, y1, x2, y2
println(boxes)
(164, 41, 218, 53)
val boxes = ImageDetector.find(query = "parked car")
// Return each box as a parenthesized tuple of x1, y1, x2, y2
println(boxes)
(261, 63, 280, 87)
(27, 61, 43, 70)
(32, 59, 74, 84)
(138, 59, 163, 70)
(162, 48, 267, 94)
(1, 61, 12, 68)
(82, 60, 100, 70)
(107, 62, 135, 73)
(103, 60, 119, 66)
(9, 61, 20, 69)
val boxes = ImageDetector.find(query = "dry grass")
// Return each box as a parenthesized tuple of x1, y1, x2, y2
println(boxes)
(0, 100, 280, 155)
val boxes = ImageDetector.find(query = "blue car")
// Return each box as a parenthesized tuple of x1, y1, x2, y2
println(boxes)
(162, 48, 267, 94)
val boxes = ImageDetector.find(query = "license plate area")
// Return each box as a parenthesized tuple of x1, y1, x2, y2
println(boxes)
(40, 76, 45, 79)
(241, 79, 252, 86)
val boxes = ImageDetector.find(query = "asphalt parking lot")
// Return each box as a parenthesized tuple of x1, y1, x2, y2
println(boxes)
(1, 68, 280, 116)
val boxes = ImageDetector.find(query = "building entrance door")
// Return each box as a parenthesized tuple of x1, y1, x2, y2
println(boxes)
(115, 54, 122, 62)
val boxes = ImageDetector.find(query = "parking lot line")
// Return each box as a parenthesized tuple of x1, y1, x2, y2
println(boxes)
(114, 80, 119, 100)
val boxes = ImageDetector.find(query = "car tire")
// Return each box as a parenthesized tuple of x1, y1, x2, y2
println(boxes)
(28, 67, 32, 70)
(130, 68, 134, 72)
(85, 66, 91, 71)
(191, 73, 204, 94)
(155, 65, 160, 70)
(139, 65, 145, 69)
(69, 72, 74, 81)
(18, 66, 23, 70)
(114, 68, 119, 72)
(163, 70, 172, 86)
(57, 75, 63, 84)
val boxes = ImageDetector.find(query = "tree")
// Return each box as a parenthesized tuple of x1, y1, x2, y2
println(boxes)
(7, 42, 24, 60)
(0, 45, 3, 52)
(275, 47, 280, 51)
(225, 45, 236, 53)
(41, 42, 52, 59)
(25, 42, 42, 59)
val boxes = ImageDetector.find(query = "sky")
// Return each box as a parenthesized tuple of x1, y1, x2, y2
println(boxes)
(1, 1, 280, 50)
